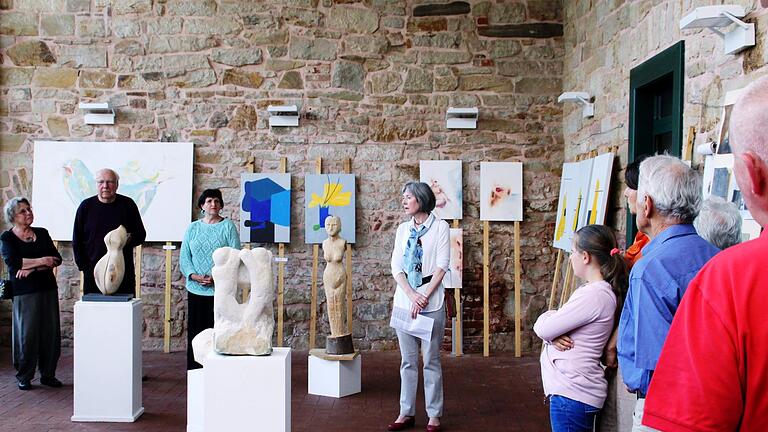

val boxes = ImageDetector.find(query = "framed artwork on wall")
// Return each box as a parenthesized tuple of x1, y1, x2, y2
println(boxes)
(240, 173, 291, 244)
(584, 153, 614, 226)
(553, 159, 594, 251)
(304, 173, 356, 244)
(32, 141, 193, 242)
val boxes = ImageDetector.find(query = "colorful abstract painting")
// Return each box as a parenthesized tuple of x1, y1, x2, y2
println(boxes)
(304, 174, 356, 244)
(553, 159, 594, 251)
(480, 162, 523, 221)
(444, 228, 463, 289)
(32, 141, 193, 241)
(420, 160, 462, 220)
(584, 153, 614, 226)
(240, 173, 291, 243)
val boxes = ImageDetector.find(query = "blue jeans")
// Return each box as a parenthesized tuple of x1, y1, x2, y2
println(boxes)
(549, 395, 599, 432)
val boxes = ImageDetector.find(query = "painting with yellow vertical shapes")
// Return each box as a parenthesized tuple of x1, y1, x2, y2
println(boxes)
(585, 153, 614, 227)
(553, 159, 594, 251)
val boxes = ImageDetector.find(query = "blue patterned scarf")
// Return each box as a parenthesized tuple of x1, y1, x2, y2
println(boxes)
(402, 215, 434, 288)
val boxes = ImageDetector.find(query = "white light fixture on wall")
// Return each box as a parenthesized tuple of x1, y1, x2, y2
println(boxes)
(446, 107, 478, 129)
(79, 102, 115, 125)
(267, 105, 299, 127)
(680, 5, 755, 55)
(557, 92, 594, 118)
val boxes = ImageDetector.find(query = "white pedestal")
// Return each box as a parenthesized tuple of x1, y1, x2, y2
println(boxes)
(72, 299, 144, 422)
(308, 350, 361, 398)
(187, 369, 204, 432)
(203, 347, 291, 432)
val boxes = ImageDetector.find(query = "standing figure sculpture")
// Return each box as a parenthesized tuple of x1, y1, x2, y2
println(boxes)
(322, 216, 354, 354)
(93, 225, 128, 295)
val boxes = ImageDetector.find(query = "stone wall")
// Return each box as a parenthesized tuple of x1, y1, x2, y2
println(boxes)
(0, 0, 564, 353)
(563, 1, 768, 430)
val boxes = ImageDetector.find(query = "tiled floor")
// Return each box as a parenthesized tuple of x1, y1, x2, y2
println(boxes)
(0, 348, 549, 431)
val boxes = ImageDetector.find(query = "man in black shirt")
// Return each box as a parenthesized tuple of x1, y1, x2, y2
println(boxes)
(72, 168, 146, 296)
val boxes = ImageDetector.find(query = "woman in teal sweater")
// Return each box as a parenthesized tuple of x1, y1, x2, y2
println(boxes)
(180, 189, 240, 369)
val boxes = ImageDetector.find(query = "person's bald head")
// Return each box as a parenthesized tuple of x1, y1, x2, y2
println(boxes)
(730, 76, 768, 159)
(95, 168, 119, 203)
(730, 75, 768, 228)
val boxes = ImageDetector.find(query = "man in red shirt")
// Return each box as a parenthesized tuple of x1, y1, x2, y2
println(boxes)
(643, 77, 768, 430)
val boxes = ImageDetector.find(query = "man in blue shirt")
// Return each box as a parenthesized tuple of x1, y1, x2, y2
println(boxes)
(617, 155, 719, 431)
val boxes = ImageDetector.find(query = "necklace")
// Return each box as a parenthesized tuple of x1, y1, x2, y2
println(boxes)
(14, 227, 34, 242)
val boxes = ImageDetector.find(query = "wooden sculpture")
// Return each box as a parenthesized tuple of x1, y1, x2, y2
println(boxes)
(94, 225, 128, 295)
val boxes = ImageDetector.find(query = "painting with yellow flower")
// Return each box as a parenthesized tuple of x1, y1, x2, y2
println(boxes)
(305, 174, 356, 243)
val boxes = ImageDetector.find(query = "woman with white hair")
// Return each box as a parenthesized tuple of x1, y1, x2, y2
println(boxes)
(0, 197, 62, 390)
(694, 197, 742, 250)
(388, 182, 450, 432)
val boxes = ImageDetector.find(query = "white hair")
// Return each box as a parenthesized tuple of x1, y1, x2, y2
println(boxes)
(637, 155, 701, 224)
(95, 168, 120, 182)
(730, 75, 768, 160)
(694, 197, 742, 250)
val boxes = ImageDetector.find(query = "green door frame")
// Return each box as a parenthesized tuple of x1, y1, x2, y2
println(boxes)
(626, 41, 685, 244)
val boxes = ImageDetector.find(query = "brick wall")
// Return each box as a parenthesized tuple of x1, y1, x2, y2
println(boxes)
(0, 0, 564, 353)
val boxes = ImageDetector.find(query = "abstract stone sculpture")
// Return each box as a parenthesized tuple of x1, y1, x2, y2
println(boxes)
(192, 247, 275, 366)
(322, 216, 354, 355)
(93, 225, 128, 295)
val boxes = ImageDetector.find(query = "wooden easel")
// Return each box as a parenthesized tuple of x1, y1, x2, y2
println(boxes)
(513, 220, 521, 357)
(135, 245, 143, 299)
(309, 157, 322, 349)
(343, 158, 353, 335)
(163, 241, 175, 353)
(452, 219, 462, 357)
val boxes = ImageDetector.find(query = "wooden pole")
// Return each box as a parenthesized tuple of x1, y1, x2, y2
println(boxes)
(277, 157, 287, 347)
(309, 157, 322, 349)
(559, 261, 573, 308)
(452, 219, 462, 357)
(52, 241, 59, 278)
(79, 271, 84, 299)
(514, 221, 521, 358)
(343, 158, 353, 335)
(163, 242, 174, 353)
(134, 245, 142, 299)
(242, 156, 256, 302)
(548, 249, 563, 310)
(683, 126, 696, 162)
(483, 220, 490, 357)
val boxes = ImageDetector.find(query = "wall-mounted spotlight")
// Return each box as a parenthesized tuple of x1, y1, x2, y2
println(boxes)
(446, 107, 478, 129)
(267, 105, 299, 127)
(680, 5, 755, 55)
(79, 102, 115, 125)
(557, 92, 594, 118)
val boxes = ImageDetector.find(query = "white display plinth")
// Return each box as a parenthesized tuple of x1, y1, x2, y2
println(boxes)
(187, 369, 204, 432)
(72, 299, 144, 422)
(203, 347, 291, 432)
(308, 350, 361, 398)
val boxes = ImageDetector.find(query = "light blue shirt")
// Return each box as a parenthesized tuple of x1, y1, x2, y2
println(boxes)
(179, 219, 240, 296)
(617, 224, 719, 394)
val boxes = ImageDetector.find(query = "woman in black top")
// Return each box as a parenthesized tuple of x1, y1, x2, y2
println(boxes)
(0, 197, 63, 390)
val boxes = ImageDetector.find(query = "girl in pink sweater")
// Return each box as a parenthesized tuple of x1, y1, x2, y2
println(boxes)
(534, 225, 628, 432)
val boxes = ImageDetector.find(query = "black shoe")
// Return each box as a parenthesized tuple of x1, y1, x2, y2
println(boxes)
(40, 377, 62, 388)
(17, 380, 32, 390)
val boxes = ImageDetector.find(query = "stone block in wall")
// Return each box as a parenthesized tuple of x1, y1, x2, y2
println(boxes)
(289, 36, 338, 61)
(1, 12, 39, 36)
(57, 45, 107, 68)
(185, 17, 241, 35)
(223, 70, 265, 89)
(369, 71, 402, 94)
(419, 50, 471, 64)
(41, 14, 75, 36)
(77, 17, 107, 37)
(112, 0, 152, 14)
(403, 67, 433, 93)
(15, 0, 65, 12)
(147, 36, 215, 54)
(331, 61, 365, 93)
(413, 1, 470, 17)
(345, 34, 390, 55)
(487, 2, 526, 25)
(7, 40, 56, 66)
(0, 134, 25, 152)
(165, 0, 216, 16)
(46, 116, 69, 137)
(328, 5, 379, 34)
(458, 75, 513, 92)
(66, 0, 89, 13)
(211, 48, 263, 67)
(282, 7, 323, 27)
(0, 68, 34, 86)
(32, 67, 78, 88)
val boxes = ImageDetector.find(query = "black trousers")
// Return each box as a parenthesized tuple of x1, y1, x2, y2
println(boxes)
(12, 290, 61, 382)
(187, 291, 214, 370)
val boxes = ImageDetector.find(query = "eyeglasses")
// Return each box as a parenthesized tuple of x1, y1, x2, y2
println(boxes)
(16, 208, 33, 215)
(96, 180, 117, 185)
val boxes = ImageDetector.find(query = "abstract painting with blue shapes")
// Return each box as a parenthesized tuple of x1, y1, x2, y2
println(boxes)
(240, 173, 291, 243)
(304, 174, 355, 244)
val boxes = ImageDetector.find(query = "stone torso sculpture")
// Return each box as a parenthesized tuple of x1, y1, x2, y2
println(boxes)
(322, 216, 354, 354)
(93, 225, 128, 295)
(192, 247, 275, 365)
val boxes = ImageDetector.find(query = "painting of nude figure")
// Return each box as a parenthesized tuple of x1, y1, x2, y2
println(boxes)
(419, 160, 462, 220)
(480, 162, 523, 221)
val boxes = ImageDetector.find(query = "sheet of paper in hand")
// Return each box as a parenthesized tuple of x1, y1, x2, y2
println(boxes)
(389, 307, 434, 342)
